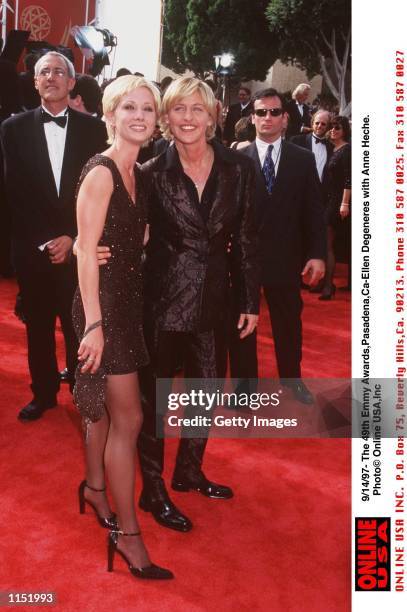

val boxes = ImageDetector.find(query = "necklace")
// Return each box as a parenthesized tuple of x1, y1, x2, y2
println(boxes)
(180, 147, 214, 190)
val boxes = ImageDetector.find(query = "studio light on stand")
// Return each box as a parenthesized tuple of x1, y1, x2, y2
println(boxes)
(71, 25, 117, 77)
(214, 52, 235, 108)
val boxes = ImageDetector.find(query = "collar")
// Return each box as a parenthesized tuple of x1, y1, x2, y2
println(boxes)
(255, 136, 282, 152)
(163, 138, 234, 171)
(41, 105, 69, 117)
(240, 101, 251, 110)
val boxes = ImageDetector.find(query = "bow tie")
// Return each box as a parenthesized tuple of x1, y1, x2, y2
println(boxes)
(313, 137, 326, 144)
(41, 110, 67, 128)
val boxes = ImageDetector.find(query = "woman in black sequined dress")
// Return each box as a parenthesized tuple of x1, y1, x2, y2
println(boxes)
(72, 76, 173, 580)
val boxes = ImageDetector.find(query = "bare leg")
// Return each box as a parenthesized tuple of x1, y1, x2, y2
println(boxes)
(104, 372, 150, 568)
(82, 412, 113, 518)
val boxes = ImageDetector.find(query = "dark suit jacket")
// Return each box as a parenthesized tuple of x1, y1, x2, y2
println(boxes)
(285, 100, 312, 139)
(291, 132, 333, 195)
(0, 107, 107, 257)
(141, 139, 259, 333)
(240, 140, 325, 287)
(223, 102, 253, 144)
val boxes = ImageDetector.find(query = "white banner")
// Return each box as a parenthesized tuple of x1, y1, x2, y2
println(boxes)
(353, 0, 407, 608)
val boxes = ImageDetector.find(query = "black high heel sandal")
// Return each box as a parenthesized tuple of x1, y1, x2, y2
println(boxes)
(78, 480, 118, 529)
(107, 530, 174, 580)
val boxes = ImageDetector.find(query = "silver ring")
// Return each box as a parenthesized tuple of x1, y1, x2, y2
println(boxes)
(87, 357, 95, 363)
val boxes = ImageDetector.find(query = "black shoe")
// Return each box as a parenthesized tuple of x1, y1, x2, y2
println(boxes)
(309, 280, 324, 294)
(18, 399, 57, 421)
(78, 480, 118, 530)
(139, 489, 192, 532)
(107, 530, 174, 580)
(59, 368, 69, 383)
(172, 474, 234, 499)
(14, 293, 26, 324)
(318, 285, 336, 301)
(282, 380, 314, 405)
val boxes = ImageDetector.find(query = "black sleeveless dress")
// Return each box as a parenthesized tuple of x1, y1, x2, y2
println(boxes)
(72, 155, 149, 423)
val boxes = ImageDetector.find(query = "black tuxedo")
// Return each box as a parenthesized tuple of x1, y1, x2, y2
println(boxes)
(0, 107, 107, 404)
(285, 100, 312, 139)
(137, 140, 259, 491)
(223, 102, 253, 145)
(291, 132, 333, 195)
(232, 139, 325, 379)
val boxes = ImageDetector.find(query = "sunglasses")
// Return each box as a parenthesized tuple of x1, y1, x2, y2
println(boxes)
(254, 108, 284, 117)
(331, 124, 342, 131)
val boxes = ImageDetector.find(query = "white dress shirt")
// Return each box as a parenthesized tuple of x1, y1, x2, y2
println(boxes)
(255, 136, 283, 175)
(311, 134, 328, 182)
(296, 101, 304, 117)
(42, 105, 68, 196)
(38, 106, 68, 251)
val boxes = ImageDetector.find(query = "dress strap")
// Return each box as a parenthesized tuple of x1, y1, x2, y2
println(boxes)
(92, 154, 123, 185)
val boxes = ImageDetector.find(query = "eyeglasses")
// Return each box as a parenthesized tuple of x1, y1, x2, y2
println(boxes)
(254, 108, 284, 117)
(38, 67, 67, 77)
(331, 124, 342, 131)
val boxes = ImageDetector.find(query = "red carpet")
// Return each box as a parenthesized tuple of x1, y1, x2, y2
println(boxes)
(0, 270, 350, 612)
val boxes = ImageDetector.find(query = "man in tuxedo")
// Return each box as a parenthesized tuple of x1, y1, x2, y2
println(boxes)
(223, 86, 253, 145)
(285, 83, 312, 139)
(291, 109, 333, 185)
(0, 51, 107, 420)
(237, 88, 326, 403)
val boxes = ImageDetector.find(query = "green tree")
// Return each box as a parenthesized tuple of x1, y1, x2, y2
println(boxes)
(162, 0, 278, 81)
(266, 0, 351, 115)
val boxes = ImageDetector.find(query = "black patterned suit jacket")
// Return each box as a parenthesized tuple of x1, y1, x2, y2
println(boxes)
(141, 140, 259, 333)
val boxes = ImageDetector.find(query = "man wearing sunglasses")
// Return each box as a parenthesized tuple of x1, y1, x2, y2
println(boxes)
(234, 88, 326, 404)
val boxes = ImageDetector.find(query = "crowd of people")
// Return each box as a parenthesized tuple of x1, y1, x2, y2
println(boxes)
(0, 51, 351, 582)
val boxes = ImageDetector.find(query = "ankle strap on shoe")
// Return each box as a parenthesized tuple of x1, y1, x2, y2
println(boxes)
(111, 530, 141, 536)
(85, 482, 106, 492)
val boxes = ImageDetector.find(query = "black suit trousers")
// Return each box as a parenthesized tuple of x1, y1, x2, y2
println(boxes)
(138, 326, 226, 494)
(228, 286, 303, 380)
(263, 285, 303, 379)
(15, 249, 78, 402)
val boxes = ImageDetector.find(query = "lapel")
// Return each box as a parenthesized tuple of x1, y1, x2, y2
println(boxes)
(33, 107, 59, 204)
(59, 108, 80, 203)
(162, 144, 206, 231)
(269, 139, 291, 201)
(207, 150, 237, 238)
(244, 142, 269, 226)
(306, 133, 313, 151)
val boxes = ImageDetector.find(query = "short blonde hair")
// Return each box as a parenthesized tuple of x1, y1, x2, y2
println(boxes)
(102, 75, 161, 144)
(160, 76, 217, 140)
(292, 83, 310, 100)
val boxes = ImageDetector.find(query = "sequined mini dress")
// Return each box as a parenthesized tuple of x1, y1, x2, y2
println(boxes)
(72, 155, 149, 423)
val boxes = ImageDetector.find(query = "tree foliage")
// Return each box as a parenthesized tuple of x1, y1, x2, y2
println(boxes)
(266, 0, 351, 114)
(162, 0, 351, 114)
(162, 0, 279, 81)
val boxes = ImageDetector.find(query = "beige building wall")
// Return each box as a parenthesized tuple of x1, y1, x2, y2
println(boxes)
(244, 60, 322, 102)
